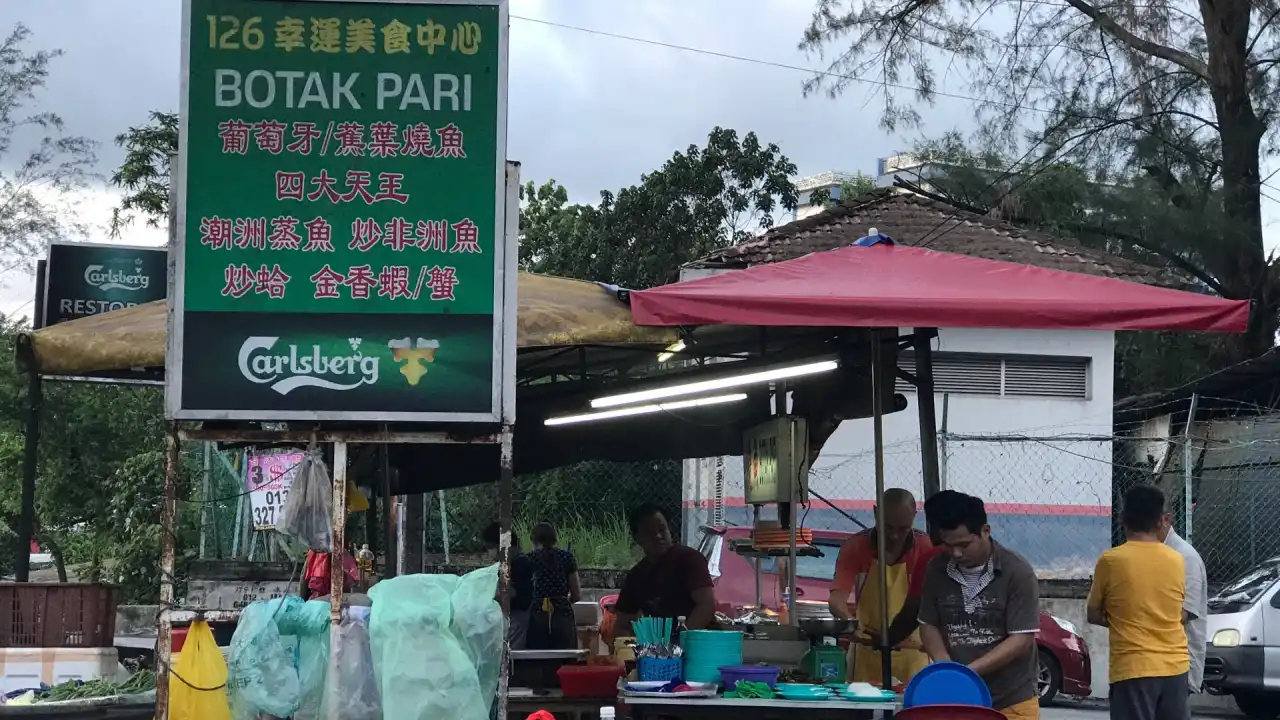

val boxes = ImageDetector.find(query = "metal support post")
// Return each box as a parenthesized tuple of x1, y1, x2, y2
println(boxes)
(1184, 393, 1199, 542)
(913, 328, 941, 501)
(327, 440, 349, 720)
(496, 425, 514, 720)
(871, 330, 893, 692)
(155, 425, 181, 720)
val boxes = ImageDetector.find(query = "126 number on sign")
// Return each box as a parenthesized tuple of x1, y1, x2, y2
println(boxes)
(206, 16, 264, 50)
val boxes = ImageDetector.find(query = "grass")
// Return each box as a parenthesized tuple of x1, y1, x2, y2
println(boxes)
(514, 514, 639, 570)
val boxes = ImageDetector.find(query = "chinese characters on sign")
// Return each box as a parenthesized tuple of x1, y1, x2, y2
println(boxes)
(174, 0, 505, 420)
(205, 15, 484, 55)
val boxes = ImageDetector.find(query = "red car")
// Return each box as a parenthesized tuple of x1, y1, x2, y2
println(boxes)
(695, 526, 1091, 705)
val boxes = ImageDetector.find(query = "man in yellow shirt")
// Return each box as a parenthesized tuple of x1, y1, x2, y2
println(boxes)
(1087, 485, 1190, 720)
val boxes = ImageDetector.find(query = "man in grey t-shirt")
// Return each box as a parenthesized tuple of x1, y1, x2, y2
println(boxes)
(1158, 513, 1208, 693)
(919, 491, 1041, 717)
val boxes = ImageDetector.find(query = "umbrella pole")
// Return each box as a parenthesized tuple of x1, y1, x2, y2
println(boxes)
(871, 331, 892, 691)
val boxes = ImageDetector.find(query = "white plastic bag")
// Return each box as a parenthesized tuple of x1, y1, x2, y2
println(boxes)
(321, 613, 382, 720)
(277, 452, 333, 551)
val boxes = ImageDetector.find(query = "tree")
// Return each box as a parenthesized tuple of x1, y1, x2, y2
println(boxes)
(521, 126, 800, 289)
(0, 24, 96, 269)
(800, 0, 1280, 359)
(109, 111, 177, 236)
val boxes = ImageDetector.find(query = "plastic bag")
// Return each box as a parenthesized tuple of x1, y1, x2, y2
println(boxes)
(451, 564, 504, 715)
(227, 600, 302, 720)
(370, 572, 482, 720)
(168, 621, 232, 720)
(320, 613, 382, 720)
(277, 451, 333, 551)
(288, 601, 332, 720)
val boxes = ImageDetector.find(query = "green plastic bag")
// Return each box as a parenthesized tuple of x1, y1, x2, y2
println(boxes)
(370, 566, 502, 720)
(227, 599, 302, 720)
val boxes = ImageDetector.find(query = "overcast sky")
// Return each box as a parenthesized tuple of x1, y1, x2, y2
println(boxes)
(0, 0, 1275, 318)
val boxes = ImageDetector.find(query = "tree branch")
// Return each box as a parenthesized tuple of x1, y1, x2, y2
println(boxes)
(1061, 0, 1209, 78)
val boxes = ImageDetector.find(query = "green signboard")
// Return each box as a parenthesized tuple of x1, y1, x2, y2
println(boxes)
(41, 241, 169, 384)
(43, 242, 168, 329)
(171, 0, 512, 421)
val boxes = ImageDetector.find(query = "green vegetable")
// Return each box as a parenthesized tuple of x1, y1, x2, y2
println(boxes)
(40, 670, 157, 703)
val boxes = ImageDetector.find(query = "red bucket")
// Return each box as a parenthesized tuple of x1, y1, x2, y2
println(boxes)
(897, 705, 1005, 719)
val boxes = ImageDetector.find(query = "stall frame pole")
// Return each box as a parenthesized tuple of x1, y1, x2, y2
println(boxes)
(871, 330, 893, 692)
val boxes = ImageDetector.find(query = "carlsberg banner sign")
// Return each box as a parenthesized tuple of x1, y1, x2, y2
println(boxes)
(169, 0, 514, 421)
(43, 242, 167, 328)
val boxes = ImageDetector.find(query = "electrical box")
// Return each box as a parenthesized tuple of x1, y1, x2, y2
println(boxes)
(743, 416, 809, 505)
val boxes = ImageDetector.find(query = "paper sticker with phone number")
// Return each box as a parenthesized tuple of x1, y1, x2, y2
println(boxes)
(245, 452, 304, 530)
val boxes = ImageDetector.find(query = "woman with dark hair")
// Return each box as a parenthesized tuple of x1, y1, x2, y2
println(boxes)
(524, 522, 582, 650)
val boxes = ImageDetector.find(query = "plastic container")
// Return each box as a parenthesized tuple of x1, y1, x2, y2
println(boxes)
(903, 661, 992, 708)
(897, 705, 1005, 719)
(679, 630, 743, 685)
(600, 708, 616, 720)
(556, 664, 625, 698)
(718, 664, 780, 690)
(638, 656, 683, 682)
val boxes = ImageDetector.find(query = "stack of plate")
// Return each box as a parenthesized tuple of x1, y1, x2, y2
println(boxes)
(680, 630, 744, 685)
(775, 683, 835, 702)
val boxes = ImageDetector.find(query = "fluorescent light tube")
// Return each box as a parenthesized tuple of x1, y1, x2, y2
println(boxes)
(545, 393, 748, 427)
(590, 360, 838, 409)
(657, 340, 686, 363)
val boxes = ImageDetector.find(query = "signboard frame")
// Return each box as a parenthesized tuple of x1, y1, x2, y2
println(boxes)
(167, 0, 514, 423)
(40, 240, 169, 386)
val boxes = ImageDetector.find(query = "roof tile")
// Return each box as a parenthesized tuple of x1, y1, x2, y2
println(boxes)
(689, 189, 1179, 287)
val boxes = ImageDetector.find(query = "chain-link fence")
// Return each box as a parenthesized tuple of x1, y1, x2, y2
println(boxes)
(176, 411, 1280, 588)
(683, 427, 1280, 586)
(418, 460, 683, 570)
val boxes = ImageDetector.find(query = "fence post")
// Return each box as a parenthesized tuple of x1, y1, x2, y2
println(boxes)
(938, 393, 950, 491)
(439, 489, 450, 565)
(1184, 393, 1199, 543)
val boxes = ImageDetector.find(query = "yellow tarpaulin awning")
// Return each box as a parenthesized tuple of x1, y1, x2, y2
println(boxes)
(20, 273, 676, 376)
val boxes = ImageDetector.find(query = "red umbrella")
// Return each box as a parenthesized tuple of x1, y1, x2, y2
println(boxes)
(631, 237, 1249, 332)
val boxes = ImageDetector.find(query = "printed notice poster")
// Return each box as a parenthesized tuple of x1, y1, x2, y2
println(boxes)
(245, 451, 304, 529)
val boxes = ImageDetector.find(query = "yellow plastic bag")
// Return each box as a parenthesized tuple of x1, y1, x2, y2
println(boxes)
(169, 620, 232, 720)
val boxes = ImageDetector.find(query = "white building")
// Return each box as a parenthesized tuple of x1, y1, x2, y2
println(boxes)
(682, 182, 1172, 577)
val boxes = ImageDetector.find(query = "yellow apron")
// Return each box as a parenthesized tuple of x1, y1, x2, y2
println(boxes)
(850, 560, 930, 684)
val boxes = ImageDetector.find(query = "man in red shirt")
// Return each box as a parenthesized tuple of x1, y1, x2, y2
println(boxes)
(830, 488, 933, 682)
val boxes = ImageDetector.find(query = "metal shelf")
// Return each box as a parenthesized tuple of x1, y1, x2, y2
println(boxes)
(728, 538, 826, 558)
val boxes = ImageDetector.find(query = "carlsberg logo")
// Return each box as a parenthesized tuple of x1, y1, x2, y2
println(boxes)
(84, 264, 150, 292)
(237, 337, 379, 395)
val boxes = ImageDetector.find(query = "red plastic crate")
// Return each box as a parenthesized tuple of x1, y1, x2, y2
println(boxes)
(556, 665, 624, 698)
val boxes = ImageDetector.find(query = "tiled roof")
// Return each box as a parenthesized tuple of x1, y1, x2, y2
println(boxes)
(689, 188, 1179, 287)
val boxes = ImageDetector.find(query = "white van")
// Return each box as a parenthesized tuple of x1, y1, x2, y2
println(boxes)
(1205, 556, 1280, 718)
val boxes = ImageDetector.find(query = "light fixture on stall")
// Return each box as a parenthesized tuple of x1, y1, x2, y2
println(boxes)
(589, 360, 838, 409)
(656, 340, 686, 363)
(544, 393, 748, 426)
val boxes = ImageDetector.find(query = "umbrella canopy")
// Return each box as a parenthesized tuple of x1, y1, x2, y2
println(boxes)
(631, 237, 1250, 332)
